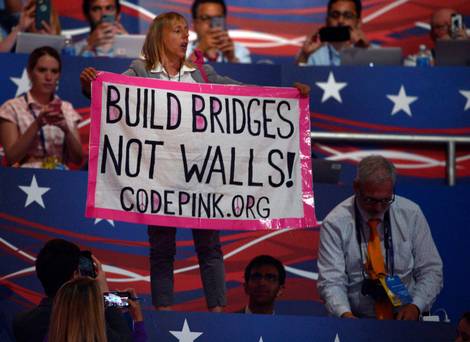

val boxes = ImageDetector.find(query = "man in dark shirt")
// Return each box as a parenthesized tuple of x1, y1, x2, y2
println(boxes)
(12, 238, 132, 342)
(237, 255, 286, 314)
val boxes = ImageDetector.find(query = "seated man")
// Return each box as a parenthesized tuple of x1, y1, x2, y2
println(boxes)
(237, 255, 285, 314)
(12, 239, 132, 342)
(187, 0, 251, 63)
(76, 0, 127, 57)
(404, 8, 469, 66)
(318, 155, 443, 320)
(296, 0, 369, 66)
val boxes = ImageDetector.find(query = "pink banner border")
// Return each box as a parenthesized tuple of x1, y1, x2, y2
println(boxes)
(85, 72, 316, 230)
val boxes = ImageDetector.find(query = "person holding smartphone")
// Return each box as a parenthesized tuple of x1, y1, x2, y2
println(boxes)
(13, 239, 133, 342)
(0, 46, 83, 168)
(76, 0, 128, 57)
(404, 8, 468, 67)
(187, 0, 251, 63)
(430, 8, 468, 42)
(296, 0, 369, 66)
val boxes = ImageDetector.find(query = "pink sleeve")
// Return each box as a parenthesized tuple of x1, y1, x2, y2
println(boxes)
(0, 100, 18, 124)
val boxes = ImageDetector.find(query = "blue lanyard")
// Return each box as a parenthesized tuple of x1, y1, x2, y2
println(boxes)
(23, 93, 47, 156)
(354, 200, 395, 278)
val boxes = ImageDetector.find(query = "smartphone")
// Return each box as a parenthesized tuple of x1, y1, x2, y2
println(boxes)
(451, 14, 463, 35)
(319, 26, 350, 42)
(104, 291, 131, 308)
(35, 0, 51, 30)
(210, 16, 226, 30)
(79, 251, 96, 278)
(101, 13, 116, 24)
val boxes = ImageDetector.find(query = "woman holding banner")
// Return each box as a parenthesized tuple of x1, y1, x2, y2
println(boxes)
(0, 46, 83, 168)
(80, 11, 309, 312)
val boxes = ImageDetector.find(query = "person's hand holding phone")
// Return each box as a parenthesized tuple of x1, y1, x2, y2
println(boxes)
(42, 101, 69, 133)
(17, 0, 35, 33)
(212, 29, 237, 62)
(125, 288, 144, 322)
(296, 29, 322, 64)
(349, 24, 369, 48)
(91, 254, 110, 293)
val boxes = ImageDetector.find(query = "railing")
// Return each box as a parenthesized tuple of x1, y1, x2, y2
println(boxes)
(310, 132, 470, 186)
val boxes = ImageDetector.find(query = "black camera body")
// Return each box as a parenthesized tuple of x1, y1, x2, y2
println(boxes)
(361, 278, 388, 301)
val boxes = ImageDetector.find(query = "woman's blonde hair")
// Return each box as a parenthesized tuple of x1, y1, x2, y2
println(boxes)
(48, 277, 107, 342)
(141, 12, 192, 71)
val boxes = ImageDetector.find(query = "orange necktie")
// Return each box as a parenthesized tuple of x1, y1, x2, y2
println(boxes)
(367, 218, 394, 320)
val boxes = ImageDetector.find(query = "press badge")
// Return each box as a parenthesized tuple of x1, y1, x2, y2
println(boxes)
(379, 275, 413, 307)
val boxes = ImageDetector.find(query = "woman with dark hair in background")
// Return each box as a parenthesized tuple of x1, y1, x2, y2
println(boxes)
(0, 46, 82, 168)
(80, 11, 309, 313)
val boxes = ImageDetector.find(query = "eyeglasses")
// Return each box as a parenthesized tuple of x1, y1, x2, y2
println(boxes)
(359, 193, 395, 206)
(249, 272, 279, 283)
(328, 10, 357, 20)
(196, 15, 224, 22)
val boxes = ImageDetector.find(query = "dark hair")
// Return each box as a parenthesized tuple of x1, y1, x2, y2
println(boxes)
(35, 239, 80, 297)
(82, 0, 121, 20)
(191, 0, 227, 19)
(27, 46, 62, 74)
(327, 0, 362, 18)
(244, 255, 286, 285)
(462, 312, 470, 324)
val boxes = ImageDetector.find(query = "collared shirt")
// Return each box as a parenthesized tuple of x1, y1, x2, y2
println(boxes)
(74, 38, 115, 57)
(186, 40, 252, 63)
(317, 195, 443, 318)
(0, 92, 81, 168)
(149, 63, 197, 83)
(305, 44, 341, 66)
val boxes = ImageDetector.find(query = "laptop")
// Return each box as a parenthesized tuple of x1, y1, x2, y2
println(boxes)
(112, 34, 146, 58)
(15, 32, 66, 54)
(312, 159, 342, 184)
(434, 39, 470, 66)
(340, 47, 403, 66)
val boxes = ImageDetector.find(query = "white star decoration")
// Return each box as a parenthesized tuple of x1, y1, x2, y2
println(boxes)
(459, 90, 470, 111)
(94, 218, 115, 227)
(169, 319, 203, 342)
(386, 85, 418, 117)
(10, 68, 31, 97)
(258, 337, 264, 342)
(334, 333, 341, 342)
(315, 72, 347, 103)
(18, 175, 50, 208)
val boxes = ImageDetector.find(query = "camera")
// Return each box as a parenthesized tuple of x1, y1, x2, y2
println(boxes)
(451, 14, 463, 38)
(210, 16, 226, 30)
(104, 291, 131, 308)
(35, 0, 51, 30)
(361, 278, 388, 301)
(101, 13, 115, 24)
(78, 250, 96, 278)
(319, 26, 350, 42)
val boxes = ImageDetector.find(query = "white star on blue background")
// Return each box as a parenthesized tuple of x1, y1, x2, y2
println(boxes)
(386, 85, 418, 117)
(18, 175, 50, 208)
(10, 68, 30, 97)
(315, 72, 348, 103)
(169, 319, 203, 342)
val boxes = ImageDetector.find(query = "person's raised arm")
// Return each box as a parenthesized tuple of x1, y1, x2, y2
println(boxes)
(0, 106, 49, 165)
(80, 67, 99, 99)
(296, 29, 322, 65)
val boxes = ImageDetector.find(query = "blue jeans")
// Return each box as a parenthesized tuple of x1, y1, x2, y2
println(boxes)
(147, 226, 226, 308)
